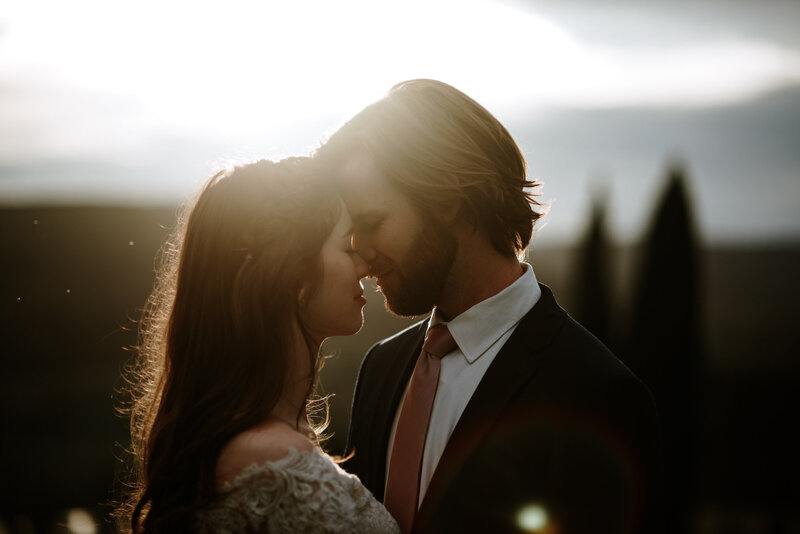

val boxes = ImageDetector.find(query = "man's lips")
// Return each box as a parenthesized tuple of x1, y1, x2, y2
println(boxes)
(368, 262, 392, 277)
(370, 268, 393, 283)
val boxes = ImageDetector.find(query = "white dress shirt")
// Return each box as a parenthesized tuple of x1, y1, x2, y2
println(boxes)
(385, 263, 541, 506)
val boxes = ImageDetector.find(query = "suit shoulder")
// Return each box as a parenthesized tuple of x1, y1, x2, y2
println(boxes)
(552, 315, 654, 400)
(354, 317, 427, 386)
(367, 317, 428, 355)
(556, 314, 616, 356)
(516, 295, 640, 385)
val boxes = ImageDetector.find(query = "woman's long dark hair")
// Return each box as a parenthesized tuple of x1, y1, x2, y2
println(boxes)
(114, 157, 341, 533)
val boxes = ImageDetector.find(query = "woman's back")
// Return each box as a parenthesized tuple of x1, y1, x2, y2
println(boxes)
(215, 420, 315, 486)
(200, 421, 399, 533)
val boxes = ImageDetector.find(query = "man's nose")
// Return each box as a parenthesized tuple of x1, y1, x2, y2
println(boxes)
(351, 232, 376, 262)
(351, 250, 370, 279)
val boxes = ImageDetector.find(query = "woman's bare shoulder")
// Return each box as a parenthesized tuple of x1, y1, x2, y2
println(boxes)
(215, 420, 315, 485)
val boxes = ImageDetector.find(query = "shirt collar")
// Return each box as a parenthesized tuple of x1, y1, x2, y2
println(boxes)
(429, 263, 541, 364)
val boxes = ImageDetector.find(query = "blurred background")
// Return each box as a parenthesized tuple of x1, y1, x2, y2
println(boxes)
(2, 0, 799, 532)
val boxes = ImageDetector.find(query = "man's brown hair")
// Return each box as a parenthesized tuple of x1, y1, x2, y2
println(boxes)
(317, 78, 545, 258)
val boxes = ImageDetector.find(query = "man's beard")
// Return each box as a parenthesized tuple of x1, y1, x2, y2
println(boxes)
(378, 221, 457, 317)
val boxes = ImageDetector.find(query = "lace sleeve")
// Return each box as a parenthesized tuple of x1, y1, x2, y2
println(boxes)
(196, 447, 400, 534)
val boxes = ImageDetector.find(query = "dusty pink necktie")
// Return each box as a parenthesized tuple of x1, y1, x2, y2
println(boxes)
(385, 324, 457, 533)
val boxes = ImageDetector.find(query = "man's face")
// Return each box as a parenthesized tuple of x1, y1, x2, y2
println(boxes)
(337, 154, 457, 317)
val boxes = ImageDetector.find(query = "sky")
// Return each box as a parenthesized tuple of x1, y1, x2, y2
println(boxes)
(1, 0, 799, 244)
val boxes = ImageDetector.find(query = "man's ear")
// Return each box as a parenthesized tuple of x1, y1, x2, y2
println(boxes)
(439, 174, 461, 224)
(440, 197, 461, 224)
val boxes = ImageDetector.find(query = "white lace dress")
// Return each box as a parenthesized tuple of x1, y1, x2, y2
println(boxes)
(196, 447, 399, 533)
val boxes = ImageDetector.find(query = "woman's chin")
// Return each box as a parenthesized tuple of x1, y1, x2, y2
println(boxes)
(343, 318, 365, 337)
(321, 316, 365, 340)
(342, 315, 366, 337)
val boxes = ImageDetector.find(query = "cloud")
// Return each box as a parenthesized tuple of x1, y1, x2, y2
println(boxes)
(2, 0, 798, 144)
(0, 81, 149, 162)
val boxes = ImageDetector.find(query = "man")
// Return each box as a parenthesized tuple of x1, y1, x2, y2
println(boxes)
(316, 79, 662, 533)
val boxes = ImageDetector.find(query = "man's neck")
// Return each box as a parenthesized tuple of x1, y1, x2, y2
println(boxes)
(436, 233, 525, 320)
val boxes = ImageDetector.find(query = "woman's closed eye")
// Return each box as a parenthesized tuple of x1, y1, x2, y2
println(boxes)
(341, 233, 358, 255)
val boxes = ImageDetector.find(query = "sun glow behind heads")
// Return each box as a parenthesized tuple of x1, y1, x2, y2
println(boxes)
(3, 0, 799, 144)
(1, 0, 574, 132)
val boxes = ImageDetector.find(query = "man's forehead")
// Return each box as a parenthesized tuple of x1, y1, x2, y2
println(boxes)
(341, 152, 387, 183)
(337, 154, 388, 206)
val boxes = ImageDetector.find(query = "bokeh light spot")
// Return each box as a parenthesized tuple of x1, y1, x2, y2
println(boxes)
(66, 508, 96, 534)
(517, 504, 549, 532)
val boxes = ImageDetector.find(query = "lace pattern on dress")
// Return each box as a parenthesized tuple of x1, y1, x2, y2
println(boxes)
(196, 447, 399, 534)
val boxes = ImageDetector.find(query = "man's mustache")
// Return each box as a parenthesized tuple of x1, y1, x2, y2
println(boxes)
(367, 259, 393, 278)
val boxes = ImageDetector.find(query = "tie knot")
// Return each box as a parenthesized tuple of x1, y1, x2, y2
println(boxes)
(422, 324, 457, 359)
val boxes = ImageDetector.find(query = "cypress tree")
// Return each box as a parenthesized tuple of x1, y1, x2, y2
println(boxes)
(627, 160, 705, 532)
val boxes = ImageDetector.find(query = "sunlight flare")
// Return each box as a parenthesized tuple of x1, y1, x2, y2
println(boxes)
(2, 0, 798, 142)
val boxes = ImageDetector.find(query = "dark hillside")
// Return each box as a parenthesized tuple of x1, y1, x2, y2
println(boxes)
(1, 206, 798, 532)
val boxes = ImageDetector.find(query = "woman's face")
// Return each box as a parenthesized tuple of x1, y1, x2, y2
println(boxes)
(302, 204, 369, 341)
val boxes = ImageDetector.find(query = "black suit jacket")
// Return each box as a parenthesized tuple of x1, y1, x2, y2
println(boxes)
(344, 284, 663, 533)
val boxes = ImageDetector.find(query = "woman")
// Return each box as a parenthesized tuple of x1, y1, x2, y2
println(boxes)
(116, 157, 399, 533)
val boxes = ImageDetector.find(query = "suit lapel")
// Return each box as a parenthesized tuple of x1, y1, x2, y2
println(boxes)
(369, 320, 427, 498)
(417, 284, 566, 519)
